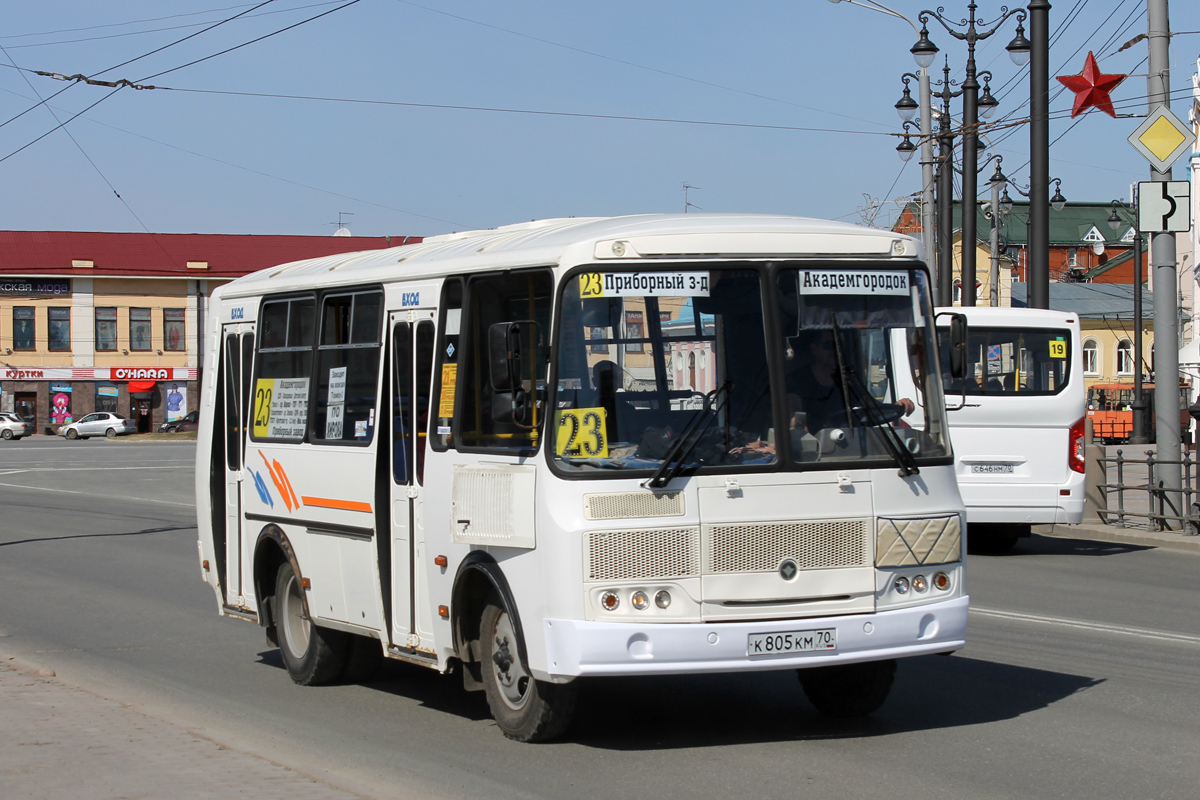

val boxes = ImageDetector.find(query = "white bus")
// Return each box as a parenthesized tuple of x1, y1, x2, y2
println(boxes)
(195, 214, 970, 741)
(895, 307, 1085, 553)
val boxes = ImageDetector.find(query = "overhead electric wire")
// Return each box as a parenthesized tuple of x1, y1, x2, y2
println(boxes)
(0, 4, 259, 40)
(0, 2, 348, 51)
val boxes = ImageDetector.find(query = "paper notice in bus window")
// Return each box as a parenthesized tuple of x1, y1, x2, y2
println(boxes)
(555, 408, 609, 458)
(325, 366, 347, 439)
(580, 271, 710, 298)
(1049, 339, 1067, 358)
(798, 270, 910, 296)
(438, 363, 458, 417)
(253, 377, 309, 439)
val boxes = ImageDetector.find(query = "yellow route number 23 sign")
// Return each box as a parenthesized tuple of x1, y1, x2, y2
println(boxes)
(556, 408, 609, 458)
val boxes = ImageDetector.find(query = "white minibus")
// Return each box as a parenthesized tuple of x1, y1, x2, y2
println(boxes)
(195, 214, 970, 741)
(895, 307, 1085, 552)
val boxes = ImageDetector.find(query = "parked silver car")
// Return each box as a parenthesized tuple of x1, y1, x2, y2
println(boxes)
(0, 412, 32, 440)
(59, 412, 138, 440)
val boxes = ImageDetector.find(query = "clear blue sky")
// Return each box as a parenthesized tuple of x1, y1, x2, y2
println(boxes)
(0, 0, 1194, 238)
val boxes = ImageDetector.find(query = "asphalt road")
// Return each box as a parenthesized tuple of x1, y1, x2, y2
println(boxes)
(0, 438, 1196, 799)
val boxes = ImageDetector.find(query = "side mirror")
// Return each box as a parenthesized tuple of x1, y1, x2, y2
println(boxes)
(488, 320, 545, 425)
(945, 313, 968, 380)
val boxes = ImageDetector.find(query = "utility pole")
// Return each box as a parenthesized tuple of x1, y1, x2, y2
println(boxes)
(1147, 0, 1181, 526)
(1027, 0, 1051, 309)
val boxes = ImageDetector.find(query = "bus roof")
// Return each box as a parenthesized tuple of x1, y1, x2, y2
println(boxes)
(934, 306, 1079, 327)
(214, 213, 921, 299)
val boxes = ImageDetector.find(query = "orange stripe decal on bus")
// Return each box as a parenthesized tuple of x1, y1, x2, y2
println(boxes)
(259, 451, 294, 512)
(274, 458, 300, 509)
(301, 496, 373, 513)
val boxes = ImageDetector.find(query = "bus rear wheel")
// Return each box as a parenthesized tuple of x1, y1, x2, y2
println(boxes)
(274, 561, 346, 685)
(798, 659, 896, 718)
(479, 598, 576, 742)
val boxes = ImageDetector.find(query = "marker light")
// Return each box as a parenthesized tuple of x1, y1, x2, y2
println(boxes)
(893, 576, 910, 595)
(655, 590, 672, 609)
(631, 591, 649, 611)
(913, 575, 928, 593)
(600, 591, 620, 611)
(933, 572, 951, 591)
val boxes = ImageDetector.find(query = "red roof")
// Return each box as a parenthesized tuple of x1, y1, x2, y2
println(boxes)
(0, 231, 423, 278)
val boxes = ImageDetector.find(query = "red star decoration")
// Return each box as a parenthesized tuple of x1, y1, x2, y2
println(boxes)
(1056, 51, 1126, 118)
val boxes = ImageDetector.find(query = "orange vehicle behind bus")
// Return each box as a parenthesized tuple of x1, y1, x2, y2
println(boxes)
(1086, 382, 1190, 444)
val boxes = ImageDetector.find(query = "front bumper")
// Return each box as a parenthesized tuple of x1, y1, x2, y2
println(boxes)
(540, 595, 968, 678)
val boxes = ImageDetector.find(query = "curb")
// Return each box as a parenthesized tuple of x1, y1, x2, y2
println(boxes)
(1034, 522, 1200, 553)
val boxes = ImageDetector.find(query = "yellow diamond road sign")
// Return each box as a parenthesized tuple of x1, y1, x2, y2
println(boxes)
(1128, 107, 1196, 172)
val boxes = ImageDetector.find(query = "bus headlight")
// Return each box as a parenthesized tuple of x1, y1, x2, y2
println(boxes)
(893, 576, 910, 595)
(912, 574, 928, 593)
(631, 591, 649, 610)
(655, 590, 672, 609)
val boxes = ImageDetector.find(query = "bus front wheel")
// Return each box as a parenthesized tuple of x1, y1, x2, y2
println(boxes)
(479, 598, 576, 742)
(274, 561, 346, 685)
(798, 659, 896, 718)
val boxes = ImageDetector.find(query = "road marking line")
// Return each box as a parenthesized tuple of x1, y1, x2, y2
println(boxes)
(0, 465, 191, 475)
(972, 606, 1200, 645)
(0, 481, 193, 508)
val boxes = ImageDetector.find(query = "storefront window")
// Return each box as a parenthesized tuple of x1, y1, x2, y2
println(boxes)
(164, 309, 185, 351)
(48, 307, 71, 351)
(96, 307, 117, 351)
(96, 383, 119, 413)
(13, 307, 34, 350)
(130, 308, 152, 351)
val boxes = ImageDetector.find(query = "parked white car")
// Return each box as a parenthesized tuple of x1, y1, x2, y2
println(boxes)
(59, 412, 137, 440)
(0, 412, 33, 440)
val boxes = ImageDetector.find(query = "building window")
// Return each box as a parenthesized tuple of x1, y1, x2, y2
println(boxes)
(13, 307, 35, 350)
(625, 310, 645, 353)
(1117, 339, 1133, 375)
(1083, 338, 1099, 375)
(48, 307, 71, 351)
(130, 308, 152, 351)
(96, 307, 117, 351)
(96, 383, 119, 413)
(163, 308, 185, 351)
(1068, 249, 1078, 268)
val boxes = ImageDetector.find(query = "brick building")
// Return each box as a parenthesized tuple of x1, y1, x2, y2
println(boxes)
(0, 231, 418, 434)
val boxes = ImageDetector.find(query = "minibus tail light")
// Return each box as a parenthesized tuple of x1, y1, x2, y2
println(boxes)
(1069, 417, 1086, 473)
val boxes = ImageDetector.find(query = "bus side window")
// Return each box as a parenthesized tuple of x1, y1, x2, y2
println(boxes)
(457, 269, 553, 452)
(312, 290, 383, 445)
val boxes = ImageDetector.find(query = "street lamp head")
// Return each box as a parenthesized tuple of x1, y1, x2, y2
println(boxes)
(1006, 20, 1031, 66)
(911, 25, 938, 69)
(999, 190, 1014, 215)
(896, 129, 917, 162)
(1050, 179, 1066, 211)
(1107, 203, 1123, 231)
(895, 83, 919, 122)
(977, 80, 999, 119)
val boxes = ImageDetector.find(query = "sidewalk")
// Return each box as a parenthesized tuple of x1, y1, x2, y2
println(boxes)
(0, 659, 370, 800)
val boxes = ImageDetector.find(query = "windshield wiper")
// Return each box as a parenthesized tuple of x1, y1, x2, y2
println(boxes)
(828, 312, 919, 477)
(643, 381, 732, 489)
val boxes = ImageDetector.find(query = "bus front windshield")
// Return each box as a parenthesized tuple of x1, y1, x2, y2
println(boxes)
(551, 264, 950, 476)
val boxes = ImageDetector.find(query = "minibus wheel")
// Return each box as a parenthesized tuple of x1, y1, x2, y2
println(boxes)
(479, 598, 576, 742)
(274, 561, 347, 685)
(798, 658, 896, 718)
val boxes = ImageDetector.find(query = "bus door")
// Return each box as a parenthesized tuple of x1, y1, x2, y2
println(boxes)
(221, 324, 255, 607)
(387, 311, 436, 649)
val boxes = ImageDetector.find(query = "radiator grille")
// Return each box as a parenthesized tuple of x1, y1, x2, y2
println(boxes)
(584, 491, 685, 520)
(585, 526, 700, 581)
(706, 519, 871, 573)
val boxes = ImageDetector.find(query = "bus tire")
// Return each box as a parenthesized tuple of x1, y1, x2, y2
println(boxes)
(274, 561, 346, 685)
(798, 659, 896, 718)
(479, 598, 576, 742)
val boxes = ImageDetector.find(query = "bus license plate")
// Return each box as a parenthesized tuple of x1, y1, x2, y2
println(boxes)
(747, 628, 836, 656)
(972, 463, 1015, 474)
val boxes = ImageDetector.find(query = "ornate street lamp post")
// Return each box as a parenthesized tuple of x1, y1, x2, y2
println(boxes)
(912, 3, 1030, 306)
